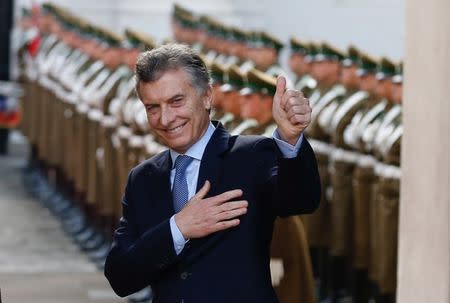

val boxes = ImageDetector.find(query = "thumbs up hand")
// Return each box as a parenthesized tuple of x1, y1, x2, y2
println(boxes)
(272, 76, 311, 145)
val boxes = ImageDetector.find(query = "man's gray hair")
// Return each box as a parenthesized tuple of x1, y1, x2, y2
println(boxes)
(135, 43, 210, 97)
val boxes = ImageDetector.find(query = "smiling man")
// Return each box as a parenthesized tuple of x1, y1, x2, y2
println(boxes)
(104, 44, 321, 303)
(138, 67, 211, 155)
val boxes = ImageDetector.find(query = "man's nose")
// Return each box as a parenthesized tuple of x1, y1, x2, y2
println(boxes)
(159, 106, 176, 127)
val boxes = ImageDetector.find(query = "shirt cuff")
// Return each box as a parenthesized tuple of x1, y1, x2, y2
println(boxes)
(169, 215, 187, 255)
(273, 129, 304, 158)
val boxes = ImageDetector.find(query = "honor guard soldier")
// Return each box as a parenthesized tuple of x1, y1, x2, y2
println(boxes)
(289, 37, 310, 82)
(301, 42, 347, 301)
(291, 40, 319, 99)
(318, 45, 360, 137)
(343, 56, 395, 302)
(209, 61, 228, 121)
(228, 27, 251, 65)
(252, 31, 284, 72)
(171, 4, 199, 46)
(94, 29, 157, 266)
(324, 50, 378, 303)
(312, 44, 363, 303)
(235, 68, 276, 136)
(289, 38, 319, 98)
(307, 43, 346, 142)
(373, 62, 402, 164)
(75, 28, 125, 252)
(218, 64, 246, 131)
(370, 61, 403, 303)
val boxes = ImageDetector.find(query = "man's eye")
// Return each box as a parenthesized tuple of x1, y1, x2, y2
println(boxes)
(146, 105, 159, 114)
(171, 98, 184, 106)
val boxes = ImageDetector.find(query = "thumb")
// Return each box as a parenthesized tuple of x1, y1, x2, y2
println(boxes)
(274, 76, 286, 103)
(192, 180, 211, 201)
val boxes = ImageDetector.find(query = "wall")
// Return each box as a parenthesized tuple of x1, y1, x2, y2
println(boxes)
(397, 0, 450, 302)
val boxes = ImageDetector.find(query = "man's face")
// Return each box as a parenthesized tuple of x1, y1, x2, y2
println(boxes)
(340, 65, 359, 89)
(212, 83, 225, 109)
(391, 83, 403, 104)
(138, 69, 212, 154)
(289, 54, 311, 76)
(252, 47, 277, 70)
(359, 73, 377, 93)
(221, 91, 241, 115)
(375, 78, 393, 100)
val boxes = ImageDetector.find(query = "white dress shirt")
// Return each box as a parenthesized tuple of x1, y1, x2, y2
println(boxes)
(169, 122, 304, 255)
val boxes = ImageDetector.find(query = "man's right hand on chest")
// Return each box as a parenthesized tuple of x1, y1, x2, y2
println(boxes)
(174, 181, 248, 239)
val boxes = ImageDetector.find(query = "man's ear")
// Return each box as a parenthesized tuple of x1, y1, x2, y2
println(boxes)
(202, 85, 213, 110)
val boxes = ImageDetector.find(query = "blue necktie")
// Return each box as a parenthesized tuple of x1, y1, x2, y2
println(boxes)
(172, 155, 193, 213)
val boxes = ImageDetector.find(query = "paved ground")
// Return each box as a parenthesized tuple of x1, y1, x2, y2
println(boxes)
(0, 131, 125, 303)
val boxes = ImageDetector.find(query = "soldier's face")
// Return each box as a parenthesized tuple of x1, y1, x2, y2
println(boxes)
(253, 48, 277, 70)
(391, 83, 403, 104)
(340, 65, 359, 88)
(103, 48, 123, 69)
(138, 69, 212, 154)
(289, 54, 302, 76)
(239, 93, 260, 119)
(359, 74, 377, 93)
(375, 79, 393, 100)
(323, 61, 340, 85)
(260, 94, 274, 124)
(222, 91, 241, 115)
(123, 49, 140, 69)
(289, 54, 310, 76)
(212, 83, 225, 109)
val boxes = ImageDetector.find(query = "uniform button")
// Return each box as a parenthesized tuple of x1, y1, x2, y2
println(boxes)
(180, 272, 188, 280)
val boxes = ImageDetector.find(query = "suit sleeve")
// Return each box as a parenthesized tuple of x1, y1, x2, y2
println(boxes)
(256, 136, 321, 217)
(104, 169, 179, 297)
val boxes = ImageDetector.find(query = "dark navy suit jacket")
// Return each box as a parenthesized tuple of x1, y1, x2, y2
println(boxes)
(104, 122, 321, 303)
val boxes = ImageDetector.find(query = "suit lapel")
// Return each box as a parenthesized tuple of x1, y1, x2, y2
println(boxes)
(196, 122, 231, 195)
(182, 122, 234, 266)
(146, 123, 232, 222)
(148, 150, 174, 218)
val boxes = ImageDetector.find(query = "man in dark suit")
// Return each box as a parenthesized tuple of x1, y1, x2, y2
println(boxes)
(104, 44, 321, 303)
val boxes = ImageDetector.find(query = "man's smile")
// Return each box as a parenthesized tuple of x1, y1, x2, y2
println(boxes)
(165, 121, 188, 134)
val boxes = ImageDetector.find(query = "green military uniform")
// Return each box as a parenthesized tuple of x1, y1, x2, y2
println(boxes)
(370, 62, 403, 301)
(318, 47, 377, 302)
(343, 56, 397, 302)
(299, 43, 346, 300)
(331, 55, 378, 281)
